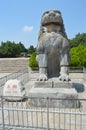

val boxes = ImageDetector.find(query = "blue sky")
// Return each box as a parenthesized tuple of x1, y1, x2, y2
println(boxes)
(0, 0, 86, 48)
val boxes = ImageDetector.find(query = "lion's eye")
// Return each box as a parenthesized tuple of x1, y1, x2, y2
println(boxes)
(43, 11, 49, 16)
(45, 11, 49, 14)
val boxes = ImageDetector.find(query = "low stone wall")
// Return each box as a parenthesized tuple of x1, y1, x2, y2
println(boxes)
(0, 58, 29, 72)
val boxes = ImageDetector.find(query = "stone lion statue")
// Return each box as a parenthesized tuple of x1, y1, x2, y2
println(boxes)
(36, 10, 70, 81)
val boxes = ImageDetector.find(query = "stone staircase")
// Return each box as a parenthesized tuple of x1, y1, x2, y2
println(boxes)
(0, 58, 29, 72)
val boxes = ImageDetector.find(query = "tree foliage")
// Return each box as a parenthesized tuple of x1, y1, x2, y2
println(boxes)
(0, 41, 27, 57)
(29, 52, 38, 67)
(70, 44, 86, 67)
(0, 41, 36, 58)
(69, 33, 86, 48)
(28, 45, 36, 55)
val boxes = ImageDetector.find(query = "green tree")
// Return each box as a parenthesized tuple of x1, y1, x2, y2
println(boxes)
(0, 41, 27, 57)
(70, 44, 86, 67)
(29, 52, 38, 67)
(28, 45, 36, 55)
(16, 42, 27, 53)
(0, 41, 17, 57)
(69, 33, 86, 48)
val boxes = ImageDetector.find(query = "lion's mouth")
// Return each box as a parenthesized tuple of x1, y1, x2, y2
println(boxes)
(42, 22, 61, 26)
(43, 23, 61, 33)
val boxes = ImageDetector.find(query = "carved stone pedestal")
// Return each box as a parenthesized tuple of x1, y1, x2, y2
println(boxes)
(28, 79, 80, 108)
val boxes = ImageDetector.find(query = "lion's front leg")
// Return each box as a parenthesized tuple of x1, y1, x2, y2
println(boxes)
(36, 54, 48, 81)
(59, 49, 70, 81)
(59, 66, 70, 81)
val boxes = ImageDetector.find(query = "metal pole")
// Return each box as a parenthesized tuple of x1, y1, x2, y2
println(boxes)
(1, 96, 5, 130)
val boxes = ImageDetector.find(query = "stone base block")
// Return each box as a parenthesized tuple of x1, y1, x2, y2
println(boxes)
(34, 81, 52, 88)
(34, 79, 73, 88)
(54, 82, 73, 88)
(28, 88, 80, 108)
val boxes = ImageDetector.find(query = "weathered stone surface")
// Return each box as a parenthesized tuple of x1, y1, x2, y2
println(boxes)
(3, 79, 25, 101)
(34, 81, 52, 88)
(53, 78, 73, 88)
(36, 10, 70, 81)
(34, 78, 73, 88)
(28, 88, 79, 108)
(54, 82, 73, 88)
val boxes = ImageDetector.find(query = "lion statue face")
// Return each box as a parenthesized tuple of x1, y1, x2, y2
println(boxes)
(41, 10, 63, 26)
(40, 10, 67, 38)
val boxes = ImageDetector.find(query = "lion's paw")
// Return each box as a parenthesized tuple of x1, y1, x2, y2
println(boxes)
(59, 74, 70, 81)
(37, 74, 48, 81)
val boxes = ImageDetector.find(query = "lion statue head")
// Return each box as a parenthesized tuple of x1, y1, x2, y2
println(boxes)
(38, 10, 67, 40)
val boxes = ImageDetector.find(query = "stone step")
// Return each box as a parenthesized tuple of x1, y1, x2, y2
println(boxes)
(0, 58, 29, 72)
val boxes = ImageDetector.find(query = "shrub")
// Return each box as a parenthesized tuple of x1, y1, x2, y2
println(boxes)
(69, 44, 86, 67)
(29, 52, 38, 67)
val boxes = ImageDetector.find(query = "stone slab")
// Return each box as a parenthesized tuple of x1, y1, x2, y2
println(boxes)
(28, 88, 79, 108)
(34, 78, 73, 88)
(34, 81, 52, 88)
(49, 78, 73, 88)
(54, 82, 73, 88)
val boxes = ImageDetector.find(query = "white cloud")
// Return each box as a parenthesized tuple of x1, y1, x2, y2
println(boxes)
(23, 26, 33, 32)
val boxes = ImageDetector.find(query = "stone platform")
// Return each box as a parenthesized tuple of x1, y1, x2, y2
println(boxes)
(28, 78, 80, 108)
(34, 78, 74, 88)
(29, 88, 79, 108)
